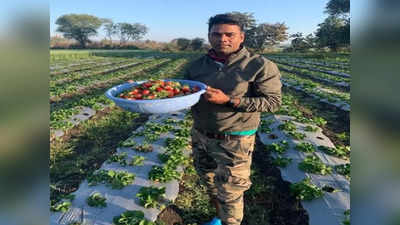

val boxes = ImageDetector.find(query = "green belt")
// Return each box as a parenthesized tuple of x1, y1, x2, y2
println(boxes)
(224, 129, 257, 136)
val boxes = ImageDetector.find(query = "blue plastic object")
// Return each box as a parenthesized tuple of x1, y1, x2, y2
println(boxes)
(105, 79, 207, 114)
(203, 217, 222, 225)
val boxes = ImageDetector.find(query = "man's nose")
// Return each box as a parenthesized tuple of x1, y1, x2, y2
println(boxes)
(220, 34, 229, 42)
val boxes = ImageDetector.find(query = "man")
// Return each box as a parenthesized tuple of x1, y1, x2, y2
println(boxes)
(184, 13, 282, 225)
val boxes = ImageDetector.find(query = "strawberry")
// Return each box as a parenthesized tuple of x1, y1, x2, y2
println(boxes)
(142, 89, 150, 95)
(173, 88, 181, 94)
(182, 85, 190, 93)
(135, 93, 143, 99)
(164, 85, 173, 91)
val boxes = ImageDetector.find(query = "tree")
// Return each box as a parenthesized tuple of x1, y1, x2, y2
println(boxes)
(315, 16, 349, 51)
(116, 23, 148, 44)
(246, 23, 289, 52)
(55, 14, 103, 48)
(228, 11, 257, 32)
(290, 33, 308, 51)
(176, 38, 191, 51)
(103, 19, 118, 41)
(290, 33, 317, 51)
(325, 0, 350, 17)
(190, 38, 205, 51)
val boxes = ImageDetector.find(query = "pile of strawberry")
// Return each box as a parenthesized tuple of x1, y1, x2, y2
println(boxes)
(119, 80, 201, 100)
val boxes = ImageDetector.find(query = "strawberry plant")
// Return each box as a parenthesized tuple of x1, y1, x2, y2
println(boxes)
(120, 139, 137, 148)
(113, 210, 155, 225)
(336, 132, 349, 142)
(141, 122, 175, 142)
(87, 192, 107, 208)
(272, 156, 292, 168)
(278, 120, 297, 132)
(130, 155, 145, 166)
(295, 142, 316, 153)
(260, 119, 274, 133)
(288, 131, 306, 140)
(290, 178, 324, 201)
(107, 152, 128, 166)
(165, 137, 189, 151)
(50, 200, 71, 212)
(132, 142, 153, 152)
(265, 140, 289, 154)
(173, 127, 191, 138)
(158, 149, 188, 168)
(335, 163, 350, 179)
(318, 145, 350, 159)
(313, 117, 327, 126)
(298, 155, 332, 175)
(304, 125, 318, 132)
(50, 193, 75, 212)
(148, 165, 181, 183)
(87, 169, 135, 189)
(136, 186, 166, 209)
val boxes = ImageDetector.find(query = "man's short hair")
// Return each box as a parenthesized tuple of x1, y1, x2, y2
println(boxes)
(208, 13, 244, 32)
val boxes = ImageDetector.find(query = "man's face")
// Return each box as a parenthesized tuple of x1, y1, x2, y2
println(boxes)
(208, 24, 244, 56)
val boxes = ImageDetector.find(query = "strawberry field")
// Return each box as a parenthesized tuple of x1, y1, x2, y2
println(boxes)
(50, 50, 350, 225)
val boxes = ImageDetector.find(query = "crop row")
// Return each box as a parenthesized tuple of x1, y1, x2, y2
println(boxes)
(267, 56, 350, 72)
(277, 64, 350, 91)
(264, 53, 350, 65)
(270, 59, 350, 78)
(50, 56, 120, 71)
(281, 71, 350, 112)
(50, 58, 134, 76)
(50, 58, 170, 102)
(50, 59, 155, 96)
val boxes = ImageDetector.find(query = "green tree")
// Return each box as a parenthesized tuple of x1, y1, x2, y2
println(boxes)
(290, 33, 309, 51)
(325, 0, 350, 17)
(55, 14, 103, 48)
(246, 22, 289, 52)
(314, 0, 350, 51)
(190, 38, 206, 51)
(103, 19, 118, 41)
(228, 11, 257, 32)
(176, 38, 191, 51)
(117, 23, 148, 44)
(315, 16, 349, 51)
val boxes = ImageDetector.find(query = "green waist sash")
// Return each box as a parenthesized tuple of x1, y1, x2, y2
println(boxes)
(224, 129, 257, 136)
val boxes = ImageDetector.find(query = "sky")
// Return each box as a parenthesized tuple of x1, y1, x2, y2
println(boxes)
(50, 0, 336, 43)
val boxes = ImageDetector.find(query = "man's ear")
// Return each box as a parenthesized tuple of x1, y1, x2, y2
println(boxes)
(240, 32, 245, 43)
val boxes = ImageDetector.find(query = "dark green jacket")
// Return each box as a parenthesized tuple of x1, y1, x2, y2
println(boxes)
(184, 47, 282, 133)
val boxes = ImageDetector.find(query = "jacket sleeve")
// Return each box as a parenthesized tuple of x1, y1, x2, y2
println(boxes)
(235, 60, 282, 112)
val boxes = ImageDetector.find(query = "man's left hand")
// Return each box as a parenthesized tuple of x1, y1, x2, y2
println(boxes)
(204, 86, 230, 104)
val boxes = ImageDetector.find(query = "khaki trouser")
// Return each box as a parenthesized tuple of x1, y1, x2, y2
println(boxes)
(191, 128, 256, 225)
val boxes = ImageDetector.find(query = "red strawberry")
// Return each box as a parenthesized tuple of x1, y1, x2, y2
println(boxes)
(142, 89, 150, 95)
(182, 85, 190, 93)
(173, 88, 180, 94)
